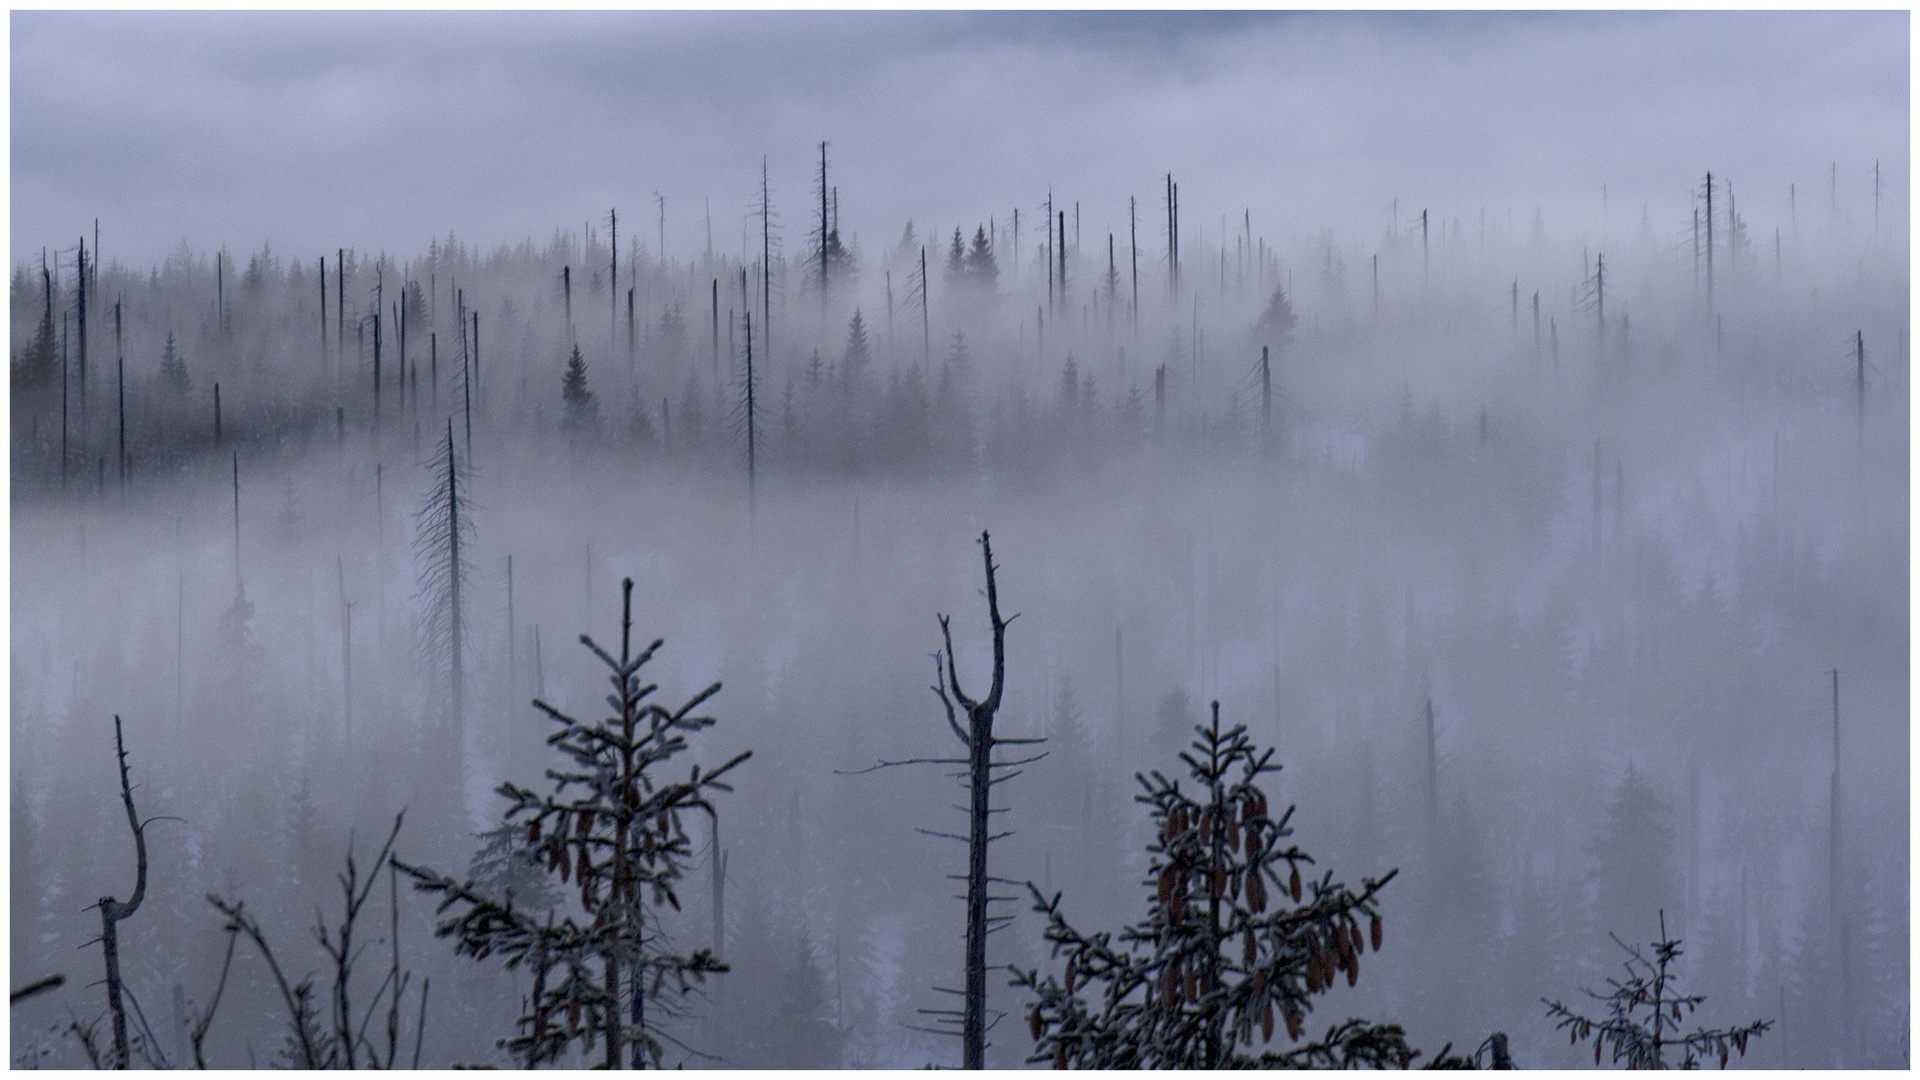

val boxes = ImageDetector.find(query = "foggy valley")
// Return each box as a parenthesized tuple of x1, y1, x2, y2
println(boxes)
(9, 11, 1908, 1071)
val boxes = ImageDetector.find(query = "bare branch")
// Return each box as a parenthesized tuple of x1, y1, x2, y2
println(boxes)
(835, 757, 970, 775)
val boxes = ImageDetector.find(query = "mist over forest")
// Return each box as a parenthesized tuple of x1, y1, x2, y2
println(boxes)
(10, 10, 1908, 1071)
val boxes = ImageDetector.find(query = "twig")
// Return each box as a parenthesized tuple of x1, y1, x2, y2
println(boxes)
(10, 974, 65, 1005)
(412, 976, 429, 1070)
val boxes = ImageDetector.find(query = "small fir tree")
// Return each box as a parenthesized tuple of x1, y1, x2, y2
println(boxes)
(12, 278, 58, 394)
(964, 225, 999, 293)
(944, 227, 968, 290)
(1543, 911, 1770, 1069)
(158, 332, 192, 398)
(562, 344, 599, 433)
(397, 578, 751, 1069)
(1252, 287, 1298, 355)
(1012, 702, 1465, 1069)
(840, 310, 871, 394)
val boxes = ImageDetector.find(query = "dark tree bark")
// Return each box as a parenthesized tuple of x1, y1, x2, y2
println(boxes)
(115, 299, 125, 483)
(77, 236, 88, 422)
(96, 715, 150, 1070)
(932, 532, 1021, 1070)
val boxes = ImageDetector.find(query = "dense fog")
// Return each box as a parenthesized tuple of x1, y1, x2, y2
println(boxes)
(11, 10, 1908, 1071)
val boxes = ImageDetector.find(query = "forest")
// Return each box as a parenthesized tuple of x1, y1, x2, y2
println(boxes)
(8, 13, 1909, 1071)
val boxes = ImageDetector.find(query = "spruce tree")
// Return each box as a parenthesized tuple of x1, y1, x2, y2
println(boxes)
(1013, 702, 1465, 1069)
(157, 332, 191, 398)
(1252, 287, 1297, 355)
(964, 225, 998, 294)
(944, 227, 967, 290)
(840, 310, 870, 395)
(562, 344, 599, 433)
(397, 578, 750, 1068)
(1544, 911, 1770, 1068)
(12, 272, 58, 395)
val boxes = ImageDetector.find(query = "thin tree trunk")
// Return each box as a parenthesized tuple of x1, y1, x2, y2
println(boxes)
(115, 299, 125, 484)
(448, 425, 463, 765)
(941, 533, 1012, 1070)
(745, 311, 756, 506)
(339, 554, 352, 752)
(78, 236, 88, 422)
(98, 716, 150, 1070)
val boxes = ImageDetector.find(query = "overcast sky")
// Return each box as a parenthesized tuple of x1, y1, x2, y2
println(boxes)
(11, 10, 1907, 270)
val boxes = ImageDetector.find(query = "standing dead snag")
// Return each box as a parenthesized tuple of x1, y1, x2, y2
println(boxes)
(397, 578, 750, 1068)
(940, 531, 1033, 1070)
(413, 420, 474, 822)
(839, 531, 1043, 1069)
(94, 715, 149, 1070)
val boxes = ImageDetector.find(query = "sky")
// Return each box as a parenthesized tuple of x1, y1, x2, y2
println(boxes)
(10, 10, 1909, 272)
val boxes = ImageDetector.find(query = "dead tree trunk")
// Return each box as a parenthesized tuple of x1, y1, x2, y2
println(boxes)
(77, 236, 88, 422)
(933, 534, 1045, 1068)
(838, 532, 1044, 1069)
(1260, 345, 1271, 432)
(96, 715, 151, 1070)
(115, 299, 125, 484)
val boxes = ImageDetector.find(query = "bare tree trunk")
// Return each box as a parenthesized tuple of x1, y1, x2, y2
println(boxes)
(97, 716, 150, 1070)
(115, 299, 125, 484)
(937, 533, 1014, 1069)
(745, 311, 757, 508)
(78, 236, 88, 422)
(448, 425, 464, 767)
(338, 554, 352, 752)
(1260, 346, 1271, 432)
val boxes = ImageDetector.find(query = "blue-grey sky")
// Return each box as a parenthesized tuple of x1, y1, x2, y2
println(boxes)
(11, 10, 1908, 270)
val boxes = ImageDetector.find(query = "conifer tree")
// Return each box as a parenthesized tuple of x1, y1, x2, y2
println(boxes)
(945, 227, 968, 290)
(397, 578, 750, 1068)
(964, 226, 998, 293)
(840, 310, 870, 395)
(12, 264, 58, 395)
(562, 344, 599, 433)
(1012, 702, 1463, 1069)
(1544, 911, 1770, 1068)
(157, 332, 191, 398)
(1252, 287, 1297, 355)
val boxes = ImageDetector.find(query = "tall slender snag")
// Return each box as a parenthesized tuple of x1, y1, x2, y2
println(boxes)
(744, 310, 757, 508)
(96, 716, 151, 1070)
(77, 236, 88, 421)
(232, 451, 242, 592)
(840, 533, 1040, 1069)
(115, 299, 126, 483)
(338, 554, 352, 751)
(1130, 196, 1139, 329)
